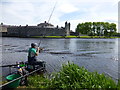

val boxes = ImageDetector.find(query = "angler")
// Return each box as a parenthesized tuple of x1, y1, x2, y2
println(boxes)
(28, 43, 42, 65)
(28, 43, 39, 63)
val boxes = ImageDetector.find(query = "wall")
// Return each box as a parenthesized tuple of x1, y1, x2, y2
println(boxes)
(6, 22, 70, 37)
(7, 26, 66, 37)
(7, 26, 20, 37)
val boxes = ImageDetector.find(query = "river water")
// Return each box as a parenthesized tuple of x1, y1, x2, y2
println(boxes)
(1, 37, 119, 81)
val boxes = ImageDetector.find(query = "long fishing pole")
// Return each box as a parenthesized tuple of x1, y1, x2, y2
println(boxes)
(48, 1, 57, 23)
(38, 1, 57, 48)
(38, 39, 41, 47)
(1, 67, 45, 88)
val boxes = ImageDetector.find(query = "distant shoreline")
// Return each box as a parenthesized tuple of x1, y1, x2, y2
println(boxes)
(2, 36, 120, 39)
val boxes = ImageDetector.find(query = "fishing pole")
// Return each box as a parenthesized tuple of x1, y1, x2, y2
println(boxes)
(38, 39, 41, 47)
(1, 67, 45, 88)
(37, 1, 57, 49)
(48, 1, 57, 23)
(0, 64, 19, 67)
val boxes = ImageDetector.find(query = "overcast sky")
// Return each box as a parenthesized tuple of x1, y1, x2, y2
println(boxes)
(0, 0, 119, 31)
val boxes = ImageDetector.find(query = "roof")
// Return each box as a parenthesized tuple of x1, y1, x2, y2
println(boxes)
(37, 21, 54, 28)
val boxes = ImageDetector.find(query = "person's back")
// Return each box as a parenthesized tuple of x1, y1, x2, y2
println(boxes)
(28, 48, 36, 57)
(28, 43, 40, 64)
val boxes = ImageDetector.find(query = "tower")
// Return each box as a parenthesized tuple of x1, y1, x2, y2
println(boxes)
(65, 21, 70, 36)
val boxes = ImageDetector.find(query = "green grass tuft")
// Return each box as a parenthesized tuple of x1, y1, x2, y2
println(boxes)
(21, 62, 118, 89)
(48, 62, 117, 89)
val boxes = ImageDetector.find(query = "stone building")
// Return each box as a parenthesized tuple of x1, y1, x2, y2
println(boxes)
(7, 21, 70, 37)
(0, 23, 10, 36)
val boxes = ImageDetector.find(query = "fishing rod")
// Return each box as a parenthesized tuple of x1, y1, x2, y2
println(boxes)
(38, 39, 41, 47)
(1, 67, 45, 88)
(0, 62, 26, 67)
(48, 1, 57, 23)
(37, 1, 57, 49)
(0, 61, 22, 67)
(0, 64, 18, 67)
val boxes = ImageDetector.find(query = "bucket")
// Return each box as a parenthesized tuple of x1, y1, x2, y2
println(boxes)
(6, 74, 21, 88)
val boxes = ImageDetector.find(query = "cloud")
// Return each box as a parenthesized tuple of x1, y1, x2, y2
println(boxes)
(58, 3, 79, 13)
(0, 0, 119, 32)
(1, 1, 35, 24)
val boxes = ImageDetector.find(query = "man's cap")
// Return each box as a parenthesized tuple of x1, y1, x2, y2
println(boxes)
(31, 43, 38, 47)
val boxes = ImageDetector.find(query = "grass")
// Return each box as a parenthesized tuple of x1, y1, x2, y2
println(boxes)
(48, 62, 117, 89)
(65, 36, 77, 38)
(31, 36, 63, 38)
(118, 80, 120, 89)
(26, 74, 49, 88)
(31, 36, 78, 38)
(19, 62, 119, 89)
(31, 36, 119, 39)
(78, 36, 117, 38)
(45, 36, 63, 38)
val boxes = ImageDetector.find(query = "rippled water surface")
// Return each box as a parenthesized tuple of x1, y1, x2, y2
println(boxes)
(1, 37, 119, 81)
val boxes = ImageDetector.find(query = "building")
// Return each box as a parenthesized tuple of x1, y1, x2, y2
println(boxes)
(0, 23, 10, 36)
(5, 21, 70, 37)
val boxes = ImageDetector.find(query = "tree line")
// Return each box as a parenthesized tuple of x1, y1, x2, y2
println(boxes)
(76, 22, 117, 36)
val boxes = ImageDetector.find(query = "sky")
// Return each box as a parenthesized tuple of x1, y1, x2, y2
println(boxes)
(0, 0, 119, 32)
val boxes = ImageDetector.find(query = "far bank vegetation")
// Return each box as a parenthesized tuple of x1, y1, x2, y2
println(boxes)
(76, 22, 117, 37)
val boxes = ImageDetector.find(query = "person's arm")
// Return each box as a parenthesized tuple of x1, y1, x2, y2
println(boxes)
(36, 47, 40, 56)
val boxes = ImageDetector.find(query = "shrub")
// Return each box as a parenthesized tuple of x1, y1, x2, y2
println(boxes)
(48, 62, 117, 89)
(25, 62, 117, 89)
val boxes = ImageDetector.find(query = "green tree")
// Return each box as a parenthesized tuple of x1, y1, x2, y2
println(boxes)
(109, 23, 117, 36)
(96, 22, 101, 36)
(92, 22, 96, 36)
(87, 22, 92, 35)
(103, 22, 109, 36)
(100, 22, 105, 36)
(76, 22, 117, 37)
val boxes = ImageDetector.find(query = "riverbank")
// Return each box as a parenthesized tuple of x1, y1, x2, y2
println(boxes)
(2, 35, 120, 39)
(18, 62, 119, 89)
(31, 36, 120, 39)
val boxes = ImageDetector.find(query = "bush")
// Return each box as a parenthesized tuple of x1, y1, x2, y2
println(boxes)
(25, 62, 117, 89)
(49, 62, 117, 89)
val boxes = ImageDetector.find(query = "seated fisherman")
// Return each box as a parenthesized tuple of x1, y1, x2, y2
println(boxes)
(28, 43, 40, 64)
